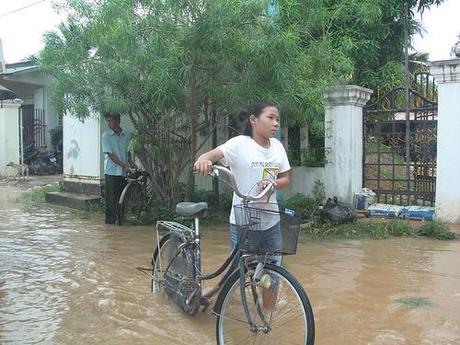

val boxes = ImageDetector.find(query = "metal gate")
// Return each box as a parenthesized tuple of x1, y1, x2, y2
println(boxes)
(363, 72, 438, 206)
(21, 105, 47, 148)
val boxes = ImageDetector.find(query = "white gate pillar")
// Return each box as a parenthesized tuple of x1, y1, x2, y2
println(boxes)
(323, 85, 373, 203)
(430, 59, 460, 223)
(0, 99, 23, 175)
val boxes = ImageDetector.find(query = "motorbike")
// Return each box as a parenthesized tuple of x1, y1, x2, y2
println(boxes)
(23, 144, 61, 175)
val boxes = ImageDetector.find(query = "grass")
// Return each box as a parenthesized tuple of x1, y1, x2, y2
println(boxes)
(19, 184, 106, 221)
(301, 219, 457, 241)
(396, 297, 433, 308)
(418, 221, 456, 240)
(20, 184, 60, 203)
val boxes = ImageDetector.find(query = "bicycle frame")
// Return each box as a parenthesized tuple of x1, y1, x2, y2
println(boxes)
(152, 165, 277, 323)
(153, 219, 239, 291)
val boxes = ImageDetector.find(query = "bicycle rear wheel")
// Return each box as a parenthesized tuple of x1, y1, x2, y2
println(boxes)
(151, 233, 171, 290)
(117, 183, 144, 225)
(215, 263, 314, 345)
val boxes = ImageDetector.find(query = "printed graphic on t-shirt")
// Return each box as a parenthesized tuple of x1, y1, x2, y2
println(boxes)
(250, 161, 275, 168)
(255, 166, 279, 198)
(262, 167, 279, 181)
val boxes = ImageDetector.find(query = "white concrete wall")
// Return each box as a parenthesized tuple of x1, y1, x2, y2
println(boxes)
(431, 59, 460, 223)
(63, 114, 104, 185)
(282, 167, 324, 198)
(33, 87, 44, 109)
(323, 85, 372, 204)
(0, 100, 22, 175)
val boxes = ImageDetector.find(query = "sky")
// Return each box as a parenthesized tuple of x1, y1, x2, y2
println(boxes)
(0, 0, 459, 63)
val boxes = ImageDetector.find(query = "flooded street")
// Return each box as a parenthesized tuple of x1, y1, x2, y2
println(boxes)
(1, 185, 460, 345)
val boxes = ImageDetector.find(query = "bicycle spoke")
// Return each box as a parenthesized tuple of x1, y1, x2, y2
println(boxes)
(217, 265, 312, 345)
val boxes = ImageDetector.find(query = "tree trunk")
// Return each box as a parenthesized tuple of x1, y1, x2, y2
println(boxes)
(211, 108, 219, 205)
(186, 66, 198, 201)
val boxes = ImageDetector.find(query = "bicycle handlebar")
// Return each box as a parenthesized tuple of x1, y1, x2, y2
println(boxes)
(210, 165, 274, 202)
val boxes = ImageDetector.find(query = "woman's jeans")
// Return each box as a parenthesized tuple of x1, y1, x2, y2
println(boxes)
(230, 223, 282, 266)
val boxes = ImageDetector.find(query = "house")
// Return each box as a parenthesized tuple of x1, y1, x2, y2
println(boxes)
(0, 39, 61, 175)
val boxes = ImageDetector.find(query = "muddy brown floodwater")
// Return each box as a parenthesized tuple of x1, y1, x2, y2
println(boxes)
(1, 185, 459, 345)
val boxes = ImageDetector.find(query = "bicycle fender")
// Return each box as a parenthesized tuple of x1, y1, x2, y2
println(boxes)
(118, 181, 136, 206)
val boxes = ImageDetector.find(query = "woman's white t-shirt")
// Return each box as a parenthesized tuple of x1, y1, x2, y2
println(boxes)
(218, 135, 291, 225)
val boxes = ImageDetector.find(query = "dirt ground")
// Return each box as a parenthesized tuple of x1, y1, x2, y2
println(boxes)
(0, 174, 63, 190)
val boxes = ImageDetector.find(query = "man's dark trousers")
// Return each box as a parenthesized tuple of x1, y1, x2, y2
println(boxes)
(105, 174, 126, 224)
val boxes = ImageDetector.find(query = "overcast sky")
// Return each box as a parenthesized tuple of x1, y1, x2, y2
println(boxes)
(0, 0, 459, 63)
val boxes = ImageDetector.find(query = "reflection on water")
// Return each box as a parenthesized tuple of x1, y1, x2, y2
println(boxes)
(0, 186, 459, 344)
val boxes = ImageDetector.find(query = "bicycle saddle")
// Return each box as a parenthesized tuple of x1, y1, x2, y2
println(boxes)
(176, 202, 208, 218)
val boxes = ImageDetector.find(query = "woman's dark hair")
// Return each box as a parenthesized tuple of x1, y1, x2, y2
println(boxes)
(239, 100, 278, 137)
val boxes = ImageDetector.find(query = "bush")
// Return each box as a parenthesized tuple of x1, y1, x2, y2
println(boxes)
(21, 184, 60, 203)
(49, 126, 63, 150)
(280, 193, 317, 220)
(301, 219, 455, 240)
(383, 219, 418, 237)
(418, 222, 456, 240)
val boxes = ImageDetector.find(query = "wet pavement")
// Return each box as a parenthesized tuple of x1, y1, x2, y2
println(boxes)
(0, 184, 459, 345)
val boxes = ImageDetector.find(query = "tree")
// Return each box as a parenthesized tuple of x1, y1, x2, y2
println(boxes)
(40, 0, 316, 205)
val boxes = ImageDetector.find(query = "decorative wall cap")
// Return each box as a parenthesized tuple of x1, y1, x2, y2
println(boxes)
(0, 98, 23, 109)
(324, 85, 373, 107)
(429, 59, 460, 84)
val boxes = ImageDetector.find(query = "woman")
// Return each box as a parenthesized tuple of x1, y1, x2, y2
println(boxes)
(195, 100, 291, 304)
(195, 99, 291, 257)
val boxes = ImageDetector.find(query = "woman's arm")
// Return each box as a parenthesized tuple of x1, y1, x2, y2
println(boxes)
(275, 171, 290, 190)
(194, 148, 224, 175)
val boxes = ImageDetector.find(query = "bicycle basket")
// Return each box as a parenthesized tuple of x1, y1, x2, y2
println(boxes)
(233, 203, 302, 255)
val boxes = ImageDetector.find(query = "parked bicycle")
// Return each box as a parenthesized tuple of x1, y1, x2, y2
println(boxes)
(151, 165, 315, 344)
(117, 169, 153, 225)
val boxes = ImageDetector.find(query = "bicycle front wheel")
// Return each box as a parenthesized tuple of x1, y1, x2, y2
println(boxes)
(215, 263, 314, 345)
(117, 183, 144, 225)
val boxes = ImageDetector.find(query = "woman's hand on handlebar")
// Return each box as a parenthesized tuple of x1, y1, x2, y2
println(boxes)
(194, 159, 214, 176)
(259, 179, 277, 190)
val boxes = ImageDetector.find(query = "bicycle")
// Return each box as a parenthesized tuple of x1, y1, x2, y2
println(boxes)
(151, 165, 315, 344)
(117, 169, 153, 225)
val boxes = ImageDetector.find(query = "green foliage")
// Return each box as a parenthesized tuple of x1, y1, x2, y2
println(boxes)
(302, 219, 454, 240)
(312, 180, 326, 205)
(40, 0, 321, 205)
(278, 181, 324, 220)
(20, 184, 60, 203)
(280, 193, 317, 220)
(48, 126, 63, 150)
(418, 222, 456, 240)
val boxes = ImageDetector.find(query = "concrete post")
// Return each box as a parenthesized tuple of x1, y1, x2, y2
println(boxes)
(0, 99, 22, 175)
(430, 59, 460, 223)
(323, 85, 373, 203)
